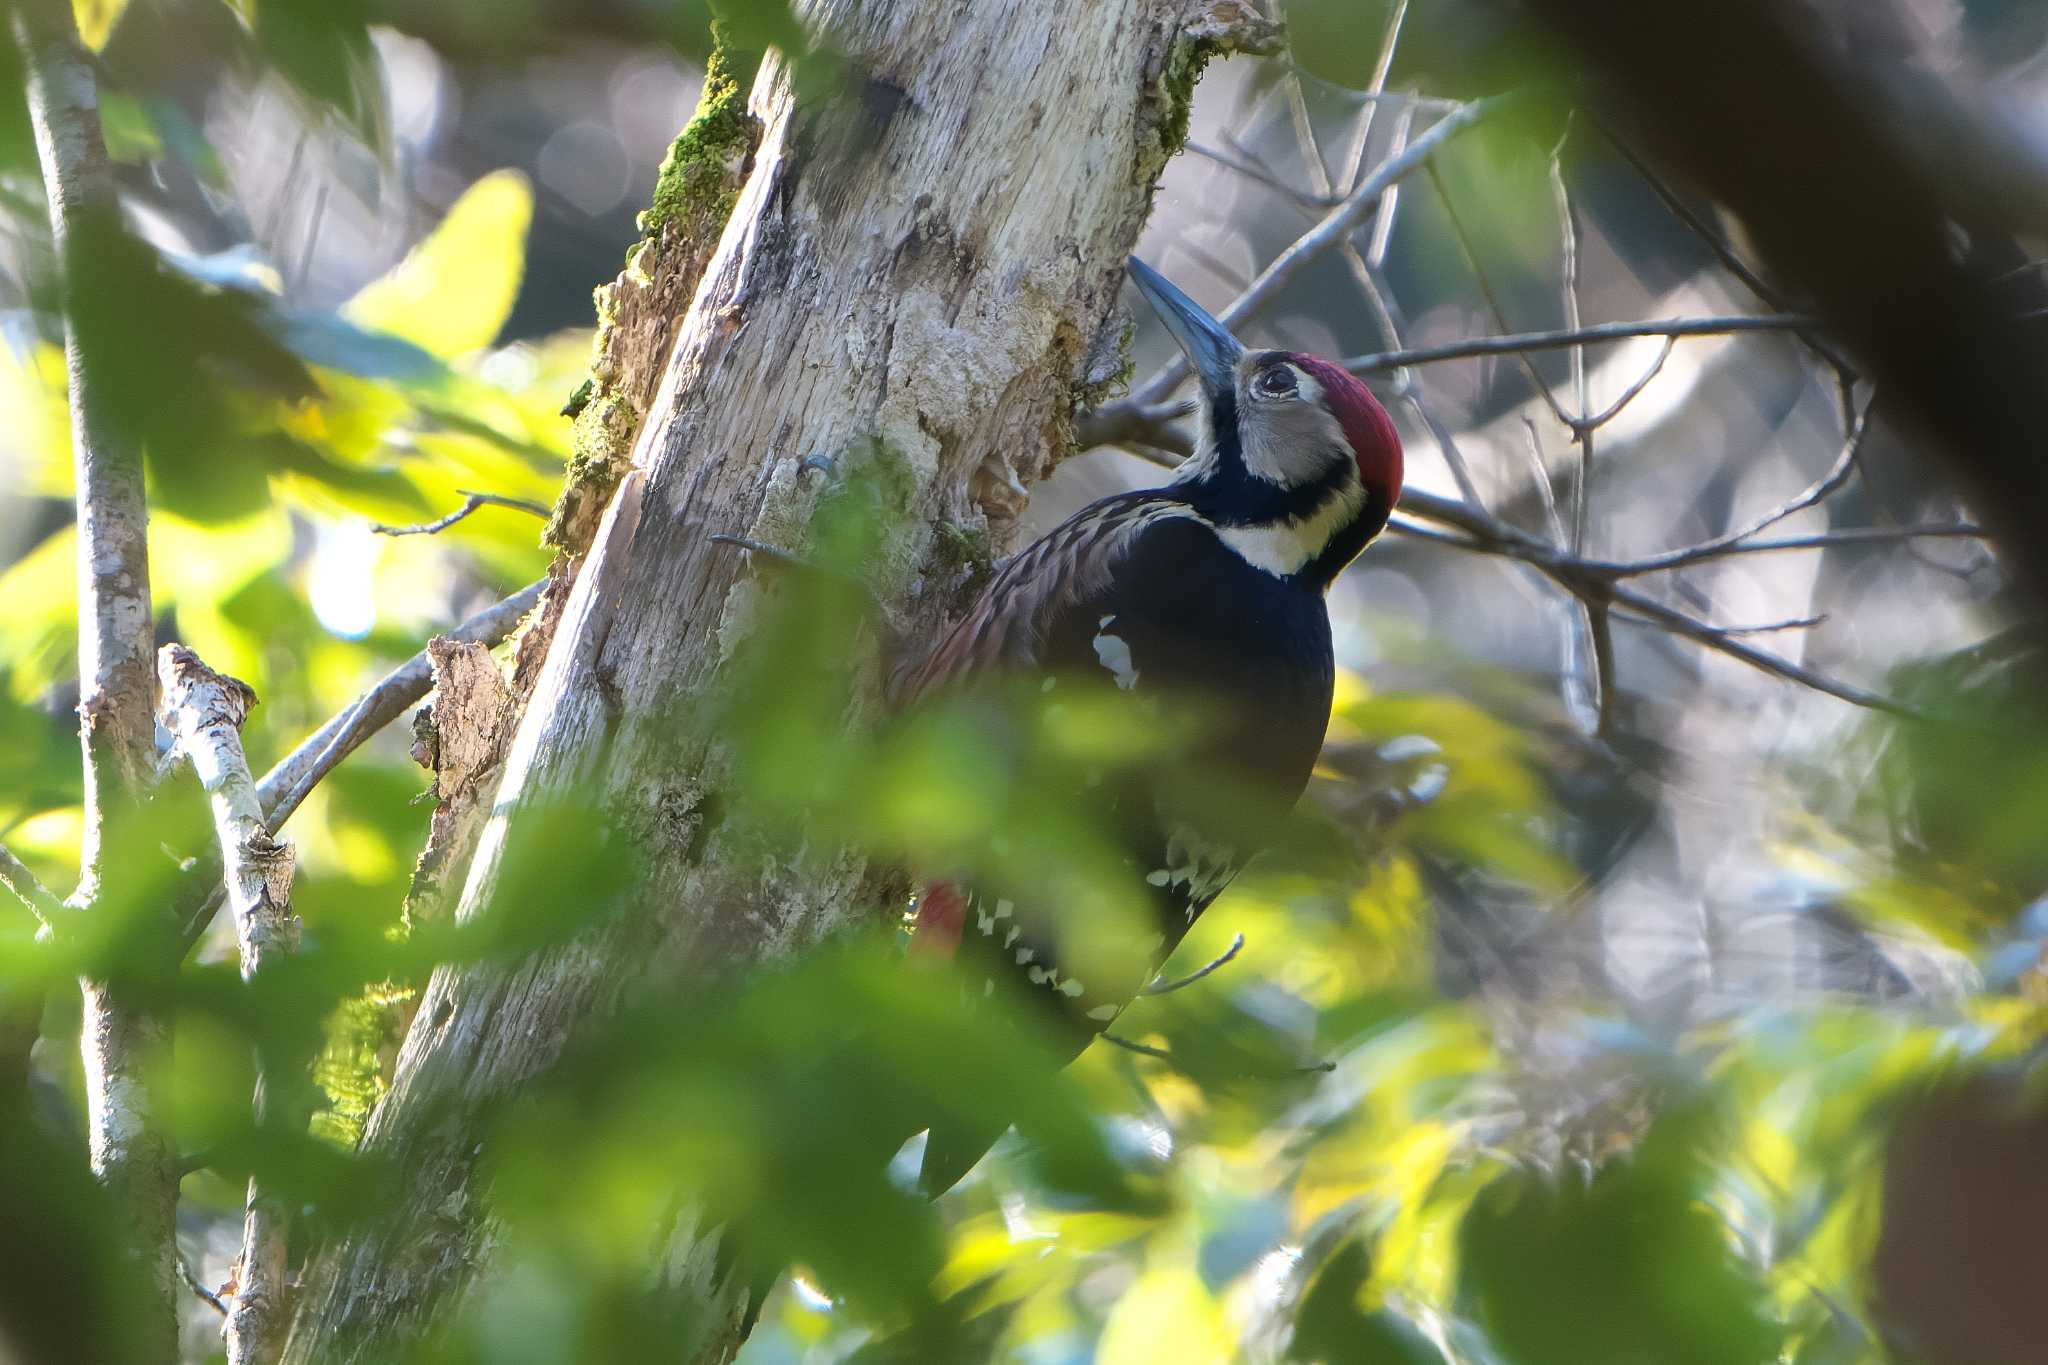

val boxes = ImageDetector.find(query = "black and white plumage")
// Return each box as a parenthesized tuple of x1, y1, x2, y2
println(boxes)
(902, 258, 1404, 1191)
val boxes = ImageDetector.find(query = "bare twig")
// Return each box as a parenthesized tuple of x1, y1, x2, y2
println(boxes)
(1406, 392, 1486, 510)
(1279, 26, 1335, 202)
(1581, 336, 1677, 430)
(0, 840, 65, 934)
(1338, 0, 1409, 193)
(1583, 600, 1617, 739)
(1365, 101, 1416, 269)
(1341, 314, 1817, 374)
(1186, 141, 1328, 209)
(1380, 492, 1924, 713)
(1519, 416, 1568, 544)
(1550, 123, 1592, 546)
(1612, 397, 1874, 574)
(371, 491, 551, 538)
(1101, 1031, 1336, 1077)
(1715, 614, 1827, 635)
(1078, 316, 1815, 452)
(1143, 933, 1245, 995)
(257, 581, 545, 841)
(1426, 159, 1573, 428)
(1600, 128, 1858, 383)
(1103, 1033, 1176, 1061)
(175, 579, 546, 952)
(1131, 94, 1506, 407)
(181, 1255, 228, 1319)
(159, 645, 301, 1365)
(1606, 586, 1913, 716)
(1611, 523, 1986, 574)
(16, 0, 180, 1352)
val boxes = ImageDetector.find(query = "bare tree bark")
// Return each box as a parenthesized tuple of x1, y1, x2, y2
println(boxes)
(14, 0, 177, 1357)
(158, 647, 302, 1365)
(282, 1, 1277, 1360)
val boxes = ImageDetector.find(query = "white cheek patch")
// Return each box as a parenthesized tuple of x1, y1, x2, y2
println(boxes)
(1091, 615, 1140, 690)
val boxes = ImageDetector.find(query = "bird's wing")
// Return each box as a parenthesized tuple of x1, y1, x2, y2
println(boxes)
(888, 492, 1199, 706)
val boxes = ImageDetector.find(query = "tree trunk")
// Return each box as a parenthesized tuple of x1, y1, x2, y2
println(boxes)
(282, 1, 1275, 1360)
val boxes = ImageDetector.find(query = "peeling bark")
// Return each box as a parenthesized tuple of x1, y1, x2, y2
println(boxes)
(283, 4, 1277, 1361)
(404, 639, 518, 929)
(158, 646, 302, 1365)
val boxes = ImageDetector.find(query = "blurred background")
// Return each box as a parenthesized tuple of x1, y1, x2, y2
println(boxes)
(5, 1, 2048, 1363)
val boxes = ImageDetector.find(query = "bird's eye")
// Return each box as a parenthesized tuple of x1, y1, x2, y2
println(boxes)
(1254, 365, 1298, 399)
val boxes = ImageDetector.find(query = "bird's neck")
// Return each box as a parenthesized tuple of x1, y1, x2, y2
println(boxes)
(1171, 440, 1379, 588)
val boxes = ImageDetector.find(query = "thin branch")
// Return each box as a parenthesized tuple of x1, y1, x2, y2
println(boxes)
(1406, 392, 1485, 509)
(1610, 523, 1986, 575)
(1143, 933, 1245, 995)
(1079, 316, 1813, 451)
(1279, 25, 1335, 202)
(1715, 614, 1827, 635)
(1131, 94, 1506, 407)
(1381, 491, 1918, 713)
(1426, 159, 1573, 428)
(256, 581, 545, 837)
(1364, 100, 1417, 269)
(0, 839, 65, 934)
(1606, 586, 1915, 716)
(1611, 396, 1874, 574)
(1102, 1033, 1175, 1061)
(1584, 600, 1617, 740)
(17, 0, 179, 1353)
(1519, 416, 1568, 544)
(1601, 128, 1858, 382)
(1338, 0, 1409, 193)
(1550, 122, 1592, 546)
(1186, 141, 1328, 209)
(1101, 1031, 1335, 1077)
(180, 1256, 227, 1319)
(1581, 335, 1676, 430)
(371, 491, 551, 538)
(1340, 314, 1818, 374)
(175, 579, 545, 952)
(158, 645, 300, 1365)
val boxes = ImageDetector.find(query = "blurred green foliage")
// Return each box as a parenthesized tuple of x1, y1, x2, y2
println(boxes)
(1, 3, 2045, 1365)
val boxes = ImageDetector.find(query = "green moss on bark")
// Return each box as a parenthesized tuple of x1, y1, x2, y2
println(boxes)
(642, 38, 762, 237)
(311, 985, 411, 1148)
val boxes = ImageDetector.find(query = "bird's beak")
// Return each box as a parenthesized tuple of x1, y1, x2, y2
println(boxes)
(1127, 256, 1244, 402)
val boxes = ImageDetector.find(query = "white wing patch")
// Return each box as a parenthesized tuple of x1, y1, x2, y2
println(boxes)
(1091, 614, 1140, 690)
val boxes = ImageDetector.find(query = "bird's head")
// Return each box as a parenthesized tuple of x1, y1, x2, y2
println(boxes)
(1127, 256, 1403, 585)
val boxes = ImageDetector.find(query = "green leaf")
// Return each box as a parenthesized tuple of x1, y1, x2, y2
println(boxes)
(1459, 1110, 1782, 1365)
(72, 0, 128, 50)
(1098, 1268, 1231, 1365)
(344, 170, 535, 360)
(1289, 1237, 1445, 1365)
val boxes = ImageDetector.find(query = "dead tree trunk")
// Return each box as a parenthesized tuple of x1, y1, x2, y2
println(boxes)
(282, 1, 1276, 1360)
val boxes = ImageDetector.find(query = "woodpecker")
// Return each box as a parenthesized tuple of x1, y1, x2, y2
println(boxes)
(900, 257, 1404, 1192)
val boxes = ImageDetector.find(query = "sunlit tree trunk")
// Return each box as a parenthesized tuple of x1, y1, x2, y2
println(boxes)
(282, 2, 1275, 1361)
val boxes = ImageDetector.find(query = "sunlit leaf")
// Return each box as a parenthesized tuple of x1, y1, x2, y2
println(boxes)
(72, 0, 128, 50)
(344, 171, 535, 360)
(1097, 1268, 1231, 1365)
